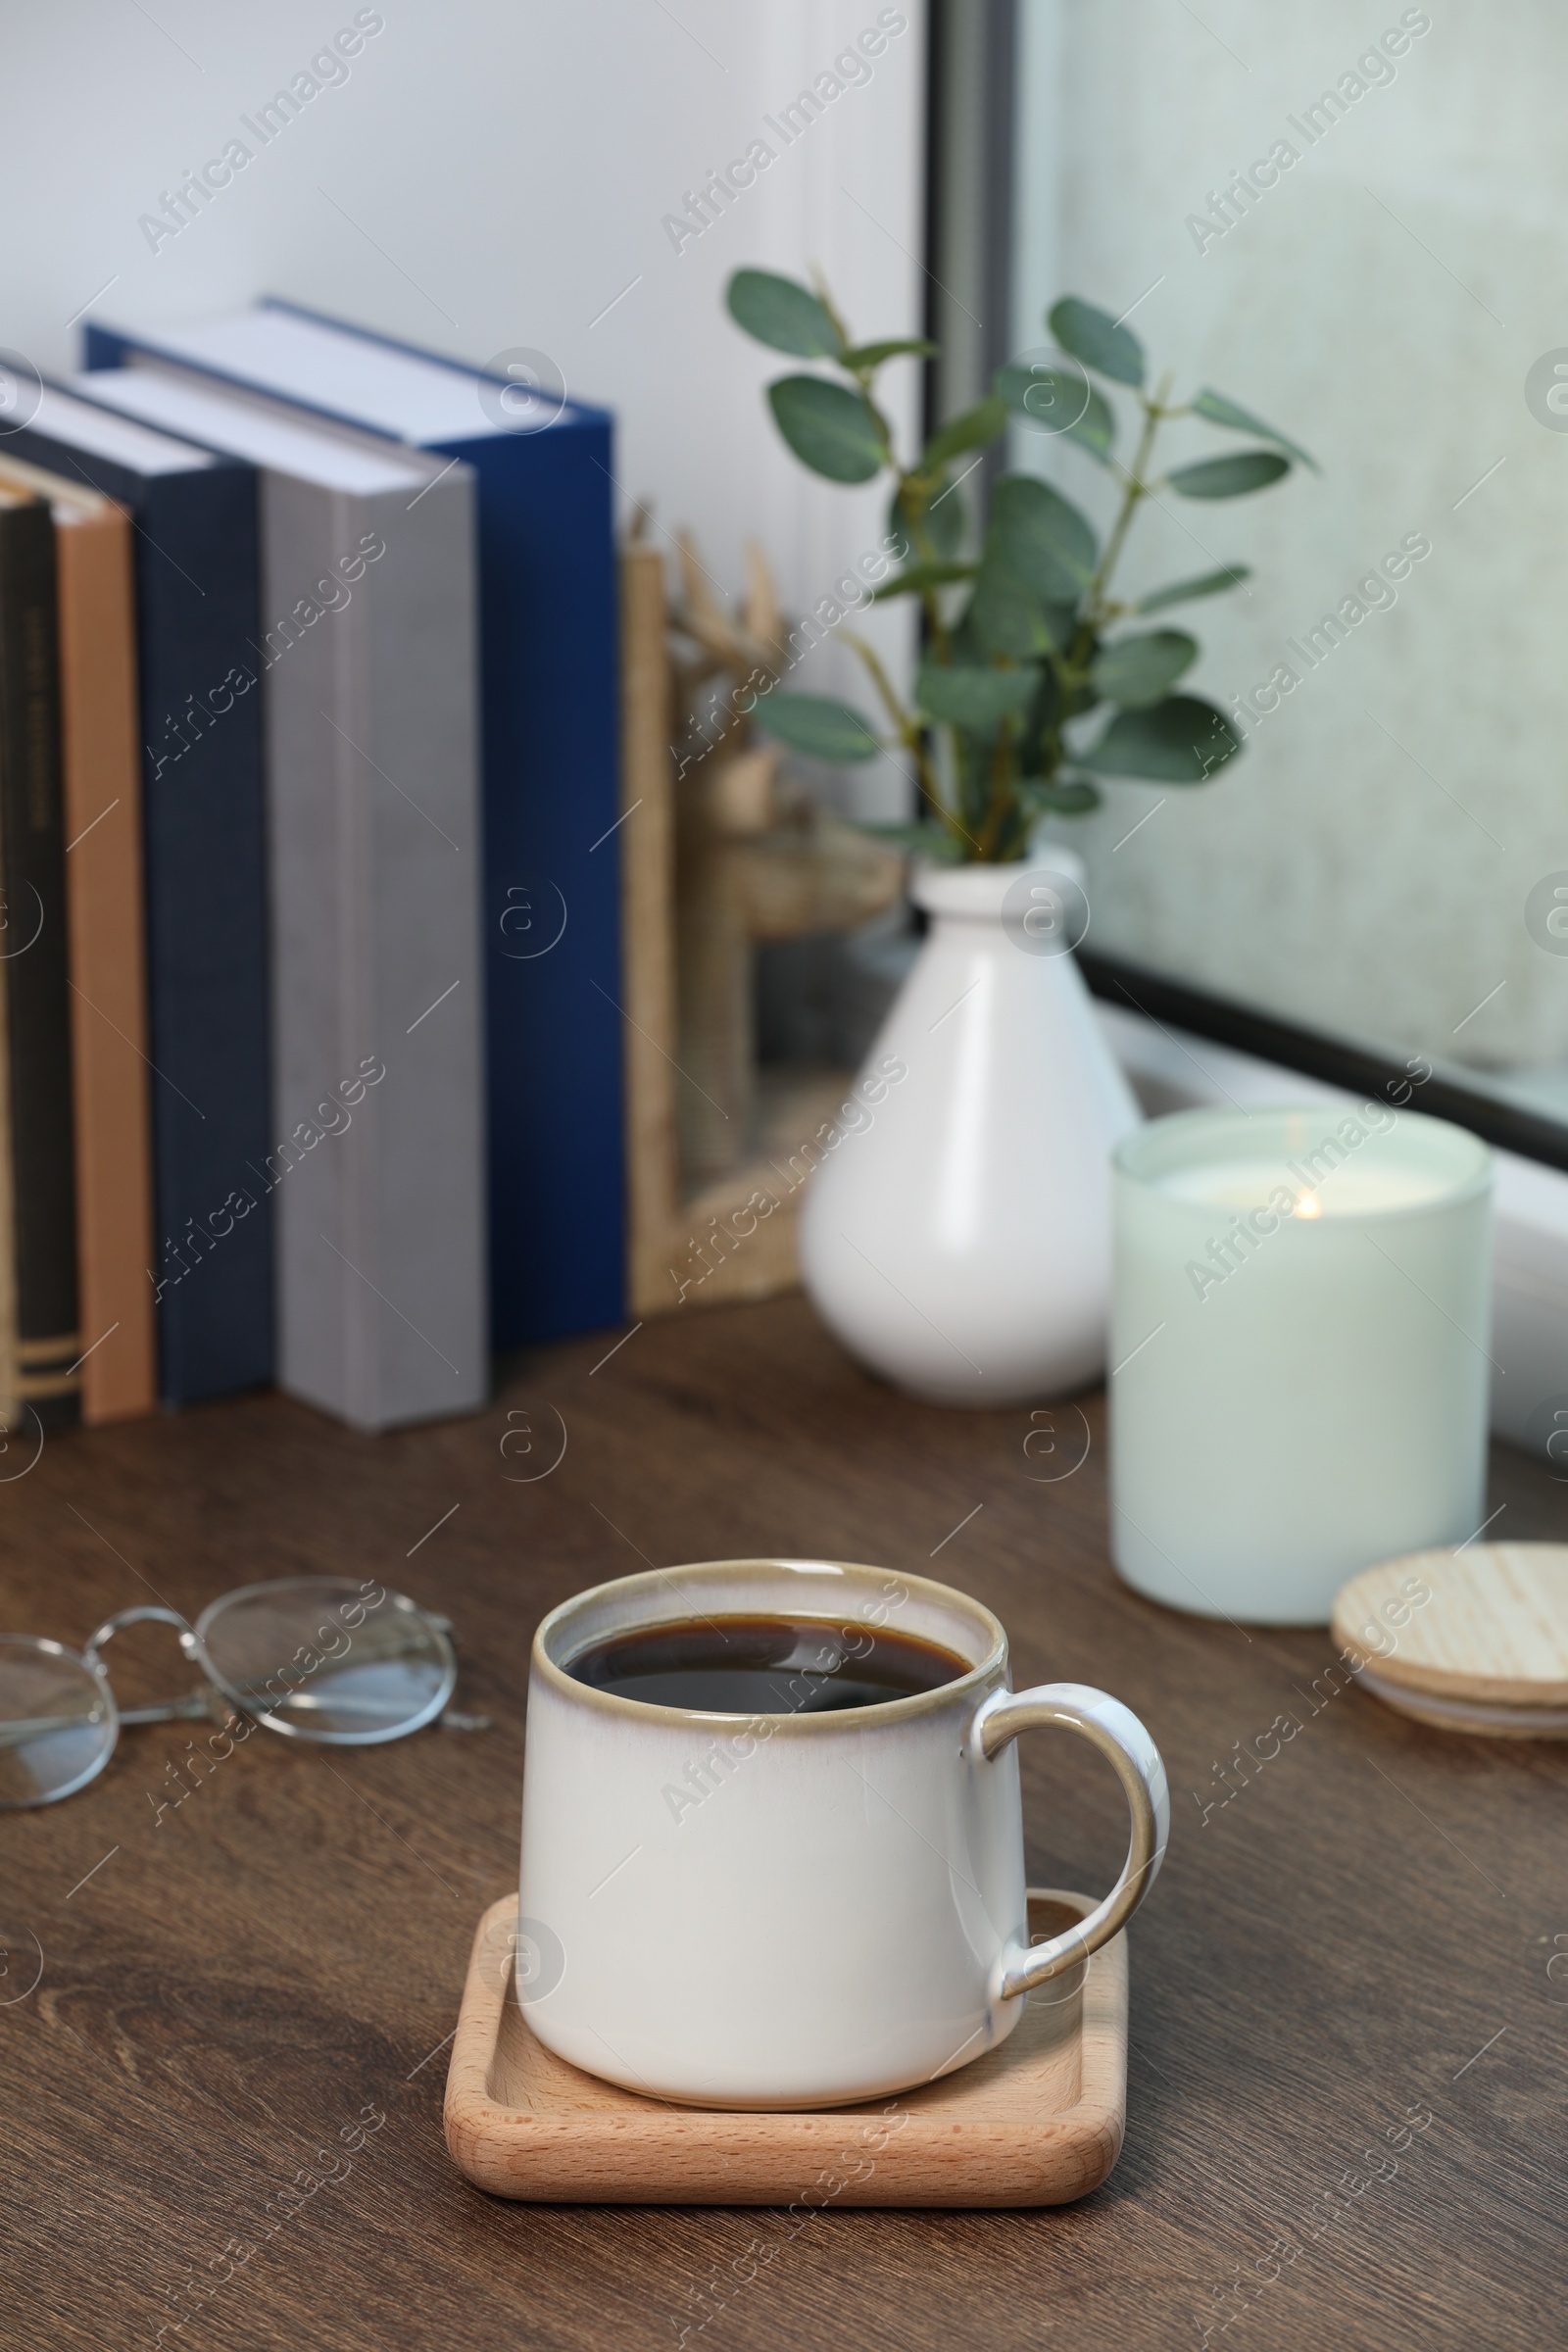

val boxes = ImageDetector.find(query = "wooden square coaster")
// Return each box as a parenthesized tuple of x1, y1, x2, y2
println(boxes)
(444, 1888, 1127, 2207)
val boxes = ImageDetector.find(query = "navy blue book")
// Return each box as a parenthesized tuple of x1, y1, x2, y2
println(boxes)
(9, 384, 272, 1404)
(84, 304, 625, 1348)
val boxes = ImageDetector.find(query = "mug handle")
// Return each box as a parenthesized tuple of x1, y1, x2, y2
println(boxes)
(974, 1682, 1170, 1997)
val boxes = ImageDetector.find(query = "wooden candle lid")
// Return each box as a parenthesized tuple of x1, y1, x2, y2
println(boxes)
(1332, 1544, 1568, 1736)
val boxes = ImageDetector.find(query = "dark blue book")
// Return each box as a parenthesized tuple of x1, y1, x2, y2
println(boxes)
(85, 304, 625, 1348)
(9, 384, 272, 1404)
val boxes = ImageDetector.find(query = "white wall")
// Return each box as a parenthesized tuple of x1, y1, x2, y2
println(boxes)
(0, 0, 925, 812)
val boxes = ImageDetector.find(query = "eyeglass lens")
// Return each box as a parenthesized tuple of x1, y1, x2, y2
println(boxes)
(194, 1578, 456, 1744)
(0, 1638, 117, 1810)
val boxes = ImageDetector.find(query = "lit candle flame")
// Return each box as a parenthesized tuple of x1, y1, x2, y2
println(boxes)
(1293, 1190, 1322, 1220)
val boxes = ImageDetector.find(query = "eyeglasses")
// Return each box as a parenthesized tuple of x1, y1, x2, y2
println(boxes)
(0, 1576, 461, 1811)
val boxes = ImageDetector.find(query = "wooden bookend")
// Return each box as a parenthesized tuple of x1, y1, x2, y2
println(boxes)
(616, 538, 903, 1323)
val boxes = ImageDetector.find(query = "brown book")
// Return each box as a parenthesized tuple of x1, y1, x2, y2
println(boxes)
(0, 482, 77, 1431)
(0, 457, 155, 1422)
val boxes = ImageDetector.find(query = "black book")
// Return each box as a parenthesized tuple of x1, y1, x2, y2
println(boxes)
(7, 384, 272, 1405)
(0, 489, 78, 1432)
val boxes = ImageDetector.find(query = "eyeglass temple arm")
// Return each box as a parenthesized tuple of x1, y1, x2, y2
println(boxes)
(117, 1691, 215, 1727)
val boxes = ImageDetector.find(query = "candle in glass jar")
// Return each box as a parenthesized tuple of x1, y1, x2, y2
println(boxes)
(1109, 1104, 1493, 1625)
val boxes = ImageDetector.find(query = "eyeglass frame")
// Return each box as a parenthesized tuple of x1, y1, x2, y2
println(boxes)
(0, 1575, 459, 1811)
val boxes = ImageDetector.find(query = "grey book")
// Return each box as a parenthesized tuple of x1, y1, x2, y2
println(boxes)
(74, 362, 486, 1432)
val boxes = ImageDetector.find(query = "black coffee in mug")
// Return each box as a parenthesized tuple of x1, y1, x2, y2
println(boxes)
(567, 1614, 968, 1714)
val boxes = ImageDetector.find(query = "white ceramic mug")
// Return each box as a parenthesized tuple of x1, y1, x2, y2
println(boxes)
(516, 1557, 1169, 2110)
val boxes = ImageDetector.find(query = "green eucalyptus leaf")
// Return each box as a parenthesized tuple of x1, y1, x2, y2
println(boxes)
(750, 692, 880, 762)
(1021, 778, 1102, 816)
(1091, 629, 1199, 710)
(1077, 695, 1243, 782)
(768, 376, 885, 482)
(944, 612, 986, 669)
(1017, 667, 1062, 774)
(920, 395, 1008, 472)
(993, 362, 1078, 427)
(1191, 389, 1318, 472)
(990, 474, 1097, 601)
(994, 363, 1118, 466)
(1047, 296, 1146, 388)
(1065, 403, 1117, 466)
(841, 337, 938, 368)
(868, 561, 975, 603)
(889, 478, 965, 563)
(726, 269, 841, 358)
(924, 483, 967, 560)
(1137, 564, 1250, 612)
(915, 662, 1037, 735)
(1165, 451, 1290, 500)
(967, 549, 1052, 661)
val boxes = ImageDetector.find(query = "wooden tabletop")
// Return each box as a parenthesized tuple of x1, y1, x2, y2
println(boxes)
(5, 1295, 1564, 2352)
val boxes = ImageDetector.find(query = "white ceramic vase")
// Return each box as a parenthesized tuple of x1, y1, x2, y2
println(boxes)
(798, 853, 1141, 1406)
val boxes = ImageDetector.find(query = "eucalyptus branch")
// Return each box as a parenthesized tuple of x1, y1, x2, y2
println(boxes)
(809, 268, 855, 360)
(1082, 369, 1173, 630)
(817, 275, 956, 660)
(977, 718, 1018, 861)
(726, 268, 1313, 863)
(830, 311, 952, 660)
(841, 628, 912, 734)
(893, 479, 958, 659)
(872, 412, 954, 657)
(841, 631, 963, 845)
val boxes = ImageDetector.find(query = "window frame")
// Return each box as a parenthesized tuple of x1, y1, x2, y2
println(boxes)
(921, 0, 1568, 1193)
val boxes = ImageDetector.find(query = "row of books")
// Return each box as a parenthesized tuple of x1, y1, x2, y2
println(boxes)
(2, 301, 623, 1433)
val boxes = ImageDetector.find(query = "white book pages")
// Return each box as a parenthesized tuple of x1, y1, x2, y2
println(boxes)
(103, 305, 576, 443)
(31, 382, 216, 472)
(69, 364, 434, 492)
(70, 365, 487, 1429)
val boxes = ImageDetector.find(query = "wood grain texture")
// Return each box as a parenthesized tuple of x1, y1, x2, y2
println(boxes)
(619, 543, 683, 1320)
(444, 1888, 1125, 2207)
(1333, 1544, 1568, 1709)
(618, 543, 899, 1322)
(1, 1294, 1565, 2351)
(620, 541, 800, 1317)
